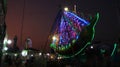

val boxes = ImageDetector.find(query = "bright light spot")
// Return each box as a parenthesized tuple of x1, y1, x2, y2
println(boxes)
(57, 56, 62, 60)
(39, 53, 42, 56)
(90, 46, 93, 49)
(14, 54, 17, 56)
(7, 39, 12, 44)
(46, 53, 50, 56)
(4, 47, 8, 51)
(64, 7, 69, 11)
(50, 55, 54, 59)
(52, 36, 57, 41)
(52, 35, 59, 43)
(57, 57, 60, 60)
(31, 54, 33, 57)
(21, 50, 28, 57)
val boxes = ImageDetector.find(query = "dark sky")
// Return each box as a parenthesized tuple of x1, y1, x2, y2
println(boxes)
(6, 0, 120, 51)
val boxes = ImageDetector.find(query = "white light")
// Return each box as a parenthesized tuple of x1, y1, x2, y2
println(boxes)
(39, 53, 42, 56)
(90, 46, 93, 49)
(31, 54, 33, 57)
(57, 56, 62, 60)
(4, 47, 8, 51)
(7, 39, 12, 44)
(57, 57, 59, 60)
(21, 50, 28, 57)
(64, 7, 69, 11)
(14, 54, 17, 56)
(52, 36, 57, 41)
(46, 53, 50, 56)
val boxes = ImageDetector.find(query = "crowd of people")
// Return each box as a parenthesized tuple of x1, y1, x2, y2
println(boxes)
(0, 47, 119, 67)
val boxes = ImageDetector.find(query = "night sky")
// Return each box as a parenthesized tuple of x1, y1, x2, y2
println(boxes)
(6, 0, 120, 51)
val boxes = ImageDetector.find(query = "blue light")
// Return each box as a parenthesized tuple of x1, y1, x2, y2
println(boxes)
(76, 35, 79, 39)
(64, 11, 90, 25)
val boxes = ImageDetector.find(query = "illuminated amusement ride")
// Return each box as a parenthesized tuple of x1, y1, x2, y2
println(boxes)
(49, 7, 99, 58)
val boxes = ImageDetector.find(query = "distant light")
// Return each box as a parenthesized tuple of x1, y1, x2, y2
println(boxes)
(14, 54, 17, 56)
(21, 50, 28, 57)
(90, 46, 93, 49)
(31, 54, 33, 57)
(64, 7, 69, 11)
(50, 55, 54, 59)
(57, 56, 62, 60)
(46, 53, 50, 56)
(52, 36, 57, 41)
(39, 52, 42, 56)
(4, 47, 8, 51)
(57, 57, 60, 60)
(7, 39, 12, 44)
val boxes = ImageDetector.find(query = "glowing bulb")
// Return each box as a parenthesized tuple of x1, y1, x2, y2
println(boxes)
(14, 54, 17, 56)
(21, 50, 28, 57)
(46, 53, 50, 56)
(50, 55, 54, 59)
(90, 46, 93, 49)
(7, 39, 12, 44)
(52, 36, 57, 41)
(39, 53, 42, 56)
(31, 54, 33, 57)
(64, 7, 69, 11)
(57, 56, 62, 60)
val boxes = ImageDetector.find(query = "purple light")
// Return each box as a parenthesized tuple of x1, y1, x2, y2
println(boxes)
(51, 11, 90, 50)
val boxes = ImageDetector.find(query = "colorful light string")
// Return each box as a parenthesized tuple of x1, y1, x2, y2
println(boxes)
(50, 11, 90, 51)
(50, 10, 99, 58)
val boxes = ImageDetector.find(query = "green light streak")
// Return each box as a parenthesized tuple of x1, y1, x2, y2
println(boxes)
(50, 12, 100, 58)
(58, 42, 91, 58)
(91, 13, 100, 41)
(100, 49, 106, 53)
(3, 33, 8, 52)
(59, 13, 100, 58)
(111, 43, 117, 57)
